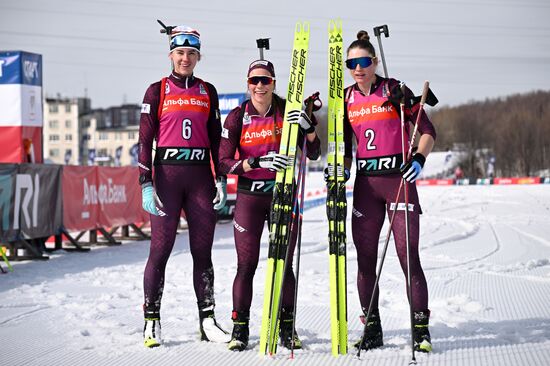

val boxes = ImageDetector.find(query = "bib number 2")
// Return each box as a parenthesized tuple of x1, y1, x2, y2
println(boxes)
(365, 129, 376, 151)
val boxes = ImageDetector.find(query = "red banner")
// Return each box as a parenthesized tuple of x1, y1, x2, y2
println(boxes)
(97, 166, 147, 228)
(62, 166, 148, 231)
(493, 177, 541, 185)
(417, 179, 454, 186)
(0, 126, 42, 163)
(62, 166, 100, 231)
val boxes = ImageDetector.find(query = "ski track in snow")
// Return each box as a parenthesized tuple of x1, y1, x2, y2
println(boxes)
(1, 180, 550, 365)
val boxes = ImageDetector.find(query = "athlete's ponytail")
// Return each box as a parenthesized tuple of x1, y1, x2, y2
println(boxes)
(347, 30, 376, 57)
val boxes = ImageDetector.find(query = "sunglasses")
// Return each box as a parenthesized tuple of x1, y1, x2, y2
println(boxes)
(170, 33, 201, 49)
(345, 56, 375, 70)
(247, 76, 275, 85)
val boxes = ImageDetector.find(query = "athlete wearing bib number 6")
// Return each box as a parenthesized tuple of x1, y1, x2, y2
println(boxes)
(138, 25, 230, 348)
(343, 31, 436, 353)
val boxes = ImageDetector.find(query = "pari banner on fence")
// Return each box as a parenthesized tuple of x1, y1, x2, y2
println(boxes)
(0, 163, 62, 242)
(62, 166, 148, 232)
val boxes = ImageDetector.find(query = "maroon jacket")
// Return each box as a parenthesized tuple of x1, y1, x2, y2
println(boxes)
(138, 73, 222, 185)
(344, 75, 436, 160)
(218, 97, 321, 177)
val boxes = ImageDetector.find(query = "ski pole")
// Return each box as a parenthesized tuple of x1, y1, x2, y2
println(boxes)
(357, 81, 430, 359)
(278, 94, 318, 358)
(289, 135, 307, 359)
(373, 25, 389, 78)
(399, 83, 417, 365)
(289, 94, 319, 357)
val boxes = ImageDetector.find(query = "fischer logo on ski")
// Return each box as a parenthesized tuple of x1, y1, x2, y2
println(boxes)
(327, 18, 348, 357)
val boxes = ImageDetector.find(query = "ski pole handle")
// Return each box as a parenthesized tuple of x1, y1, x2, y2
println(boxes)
(304, 91, 320, 117)
(373, 25, 389, 38)
(407, 80, 430, 160)
(420, 80, 430, 106)
(373, 24, 390, 78)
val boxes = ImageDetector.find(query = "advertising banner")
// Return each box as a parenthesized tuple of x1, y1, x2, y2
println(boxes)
(0, 163, 61, 241)
(16, 164, 62, 239)
(62, 166, 100, 232)
(97, 166, 147, 228)
(0, 164, 17, 242)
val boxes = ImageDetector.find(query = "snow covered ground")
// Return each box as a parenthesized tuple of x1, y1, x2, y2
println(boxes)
(2, 174, 550, 365)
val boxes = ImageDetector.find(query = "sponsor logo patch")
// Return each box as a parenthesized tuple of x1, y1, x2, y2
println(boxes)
(141, 103, 151, 114)
(388, 202, 415, 212)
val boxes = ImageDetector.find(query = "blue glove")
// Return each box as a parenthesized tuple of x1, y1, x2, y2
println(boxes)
(142, 183, 165, 216)
(213, 176, 227, 210)
(323, 166, 350, 182)
(400, 153, 426, 183)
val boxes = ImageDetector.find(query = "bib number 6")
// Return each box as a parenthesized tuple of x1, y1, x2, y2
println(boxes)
(364, 128, 376, 150)
(182, 118, 192, 140)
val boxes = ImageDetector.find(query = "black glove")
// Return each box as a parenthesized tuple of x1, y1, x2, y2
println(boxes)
(288, 109, 315, 134)
(248, 153, 289, 172)
(400, 153, 426, 183)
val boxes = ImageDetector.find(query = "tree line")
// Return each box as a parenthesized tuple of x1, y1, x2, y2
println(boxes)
(428, 90, 550, 177)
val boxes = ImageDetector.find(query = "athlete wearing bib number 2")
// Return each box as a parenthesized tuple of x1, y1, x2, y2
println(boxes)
(343, 31, 436, 353)
(138, 25, 230, 348)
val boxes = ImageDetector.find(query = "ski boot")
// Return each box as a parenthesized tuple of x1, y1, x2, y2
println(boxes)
(413, 310, 432, 353)
(228, 310, 249, 351)
(143, 308, 162, 348)
(279, 307, 302, 350)
(198, 302, 231, 343)
(354, 308, 383, 351)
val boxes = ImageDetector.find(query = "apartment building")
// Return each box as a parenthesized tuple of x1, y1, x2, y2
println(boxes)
(80, 106, 140, 167)
(43, 97, 139, 166)
(43, 97, 91, 165)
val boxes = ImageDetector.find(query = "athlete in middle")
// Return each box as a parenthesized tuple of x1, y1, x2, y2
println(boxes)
(218, 59, 321, 351)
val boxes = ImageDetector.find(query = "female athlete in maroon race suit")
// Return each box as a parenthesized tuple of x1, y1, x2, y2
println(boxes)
(139, 25, 229, 347)
(218, 59, 321, 351)
(344, 31, 436, 353)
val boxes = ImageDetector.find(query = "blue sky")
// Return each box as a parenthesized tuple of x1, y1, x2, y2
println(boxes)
(1, 0, 549, 108)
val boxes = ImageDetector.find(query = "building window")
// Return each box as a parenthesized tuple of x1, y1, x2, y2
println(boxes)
(49, 135, 60, 141)
(65, 134, 72, 141)
(115, 132, 122, 140)
(49, 149, 60, 157)
(65, 120, 72, 128)
(65, 104, 71, 113)
(99, 132, 108, 140)
(49, 104, 58, 113)
(49, 120, 59, 128)
(82, 133, 91, 141)
(121, 109, 129, 127)
(128, 131, 136, 140)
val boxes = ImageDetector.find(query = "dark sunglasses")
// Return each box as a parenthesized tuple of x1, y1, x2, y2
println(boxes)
(345, 56, 375, 70)
(247, 76, 275, 85)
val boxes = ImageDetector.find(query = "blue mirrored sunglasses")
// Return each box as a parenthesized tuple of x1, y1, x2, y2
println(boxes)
(170, 33, 201, 49)
(345, 56, 374, 69)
